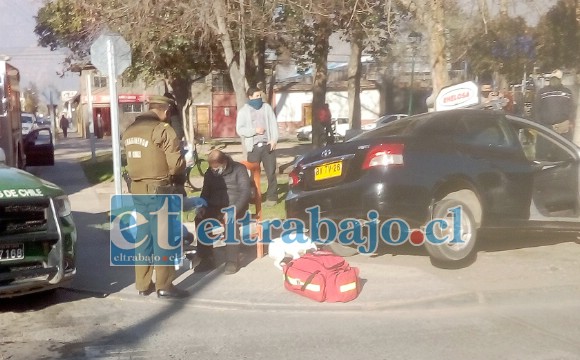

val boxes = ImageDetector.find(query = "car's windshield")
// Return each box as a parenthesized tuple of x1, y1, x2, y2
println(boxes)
(21, 115, 34, 124)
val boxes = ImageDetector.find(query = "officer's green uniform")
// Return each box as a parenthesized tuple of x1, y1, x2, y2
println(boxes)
(122, 96, 185, 292)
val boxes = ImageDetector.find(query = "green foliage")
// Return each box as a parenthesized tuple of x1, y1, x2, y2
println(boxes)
(534, 0, 580, 72)
(23, 83, 40, 114)
(461, 16, 534, 84)
(34, 0, 94, 58)
(34, 1, 225, 85)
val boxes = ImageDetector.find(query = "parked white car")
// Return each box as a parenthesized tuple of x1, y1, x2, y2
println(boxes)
(362, 113, 408, 130)
(21, 113, 37, 135)
(296, 118, 350, 141)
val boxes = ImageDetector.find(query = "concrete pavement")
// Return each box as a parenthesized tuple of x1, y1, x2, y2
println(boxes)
(31, 130, 568, 312)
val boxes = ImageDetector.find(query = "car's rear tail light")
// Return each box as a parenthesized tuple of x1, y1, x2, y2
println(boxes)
(288, 167, 301, 187)
(362, 144, 404, 169)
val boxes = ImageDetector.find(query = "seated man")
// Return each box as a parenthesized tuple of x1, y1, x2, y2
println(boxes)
(195, 150, 252, 275)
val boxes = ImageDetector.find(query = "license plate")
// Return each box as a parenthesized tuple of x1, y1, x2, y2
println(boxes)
(315, 161, 342, 181)
(0, 244, 24, 261)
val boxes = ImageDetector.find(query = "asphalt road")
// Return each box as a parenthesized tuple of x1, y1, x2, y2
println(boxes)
(2, 134, 580, 359)
(2, 286, 580, 360)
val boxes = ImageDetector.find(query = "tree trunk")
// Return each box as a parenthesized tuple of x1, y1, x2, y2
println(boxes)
(425, 0, 450, 110)
(213, 0, 247, 109)
(311, 21, 332, 148)
(267, 61, 277, 105)
(255, 37, 267, 89)
(499, 0, 509, 18)
(348, 30, 363, 130)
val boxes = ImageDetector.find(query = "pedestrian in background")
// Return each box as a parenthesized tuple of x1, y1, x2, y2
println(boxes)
(96, 113, 104, 139)
(533, 69, 575, 141)
(236, 86, 279, 207)
(121, 94, 188, 299)
(59, 114, 69, 138)
(317, 103, 333, 144)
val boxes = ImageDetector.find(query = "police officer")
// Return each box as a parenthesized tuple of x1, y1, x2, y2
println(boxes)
(122, 94, 188, 299)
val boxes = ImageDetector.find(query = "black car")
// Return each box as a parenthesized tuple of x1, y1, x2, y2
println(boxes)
(35, 118, 52, 128)
(23, 128, 55, 166)
(285, 109, 580, 265)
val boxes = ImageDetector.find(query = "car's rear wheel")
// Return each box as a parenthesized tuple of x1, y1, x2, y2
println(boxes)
(424, 196, 479, 266)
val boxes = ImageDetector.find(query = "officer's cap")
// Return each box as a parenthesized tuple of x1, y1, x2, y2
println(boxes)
(550, 69, 563, 79)
(146, 95, 173, 106)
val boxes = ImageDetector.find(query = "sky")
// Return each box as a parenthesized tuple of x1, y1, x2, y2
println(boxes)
(0, 0, 79, 102)
(0, 0, 559, 100)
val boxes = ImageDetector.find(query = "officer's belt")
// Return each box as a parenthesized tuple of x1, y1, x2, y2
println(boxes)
(132, 178, 170, 185)
(131, 178, 171, 194)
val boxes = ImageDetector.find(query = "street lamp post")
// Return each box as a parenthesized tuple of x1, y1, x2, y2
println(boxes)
(407, 31, 422, 115)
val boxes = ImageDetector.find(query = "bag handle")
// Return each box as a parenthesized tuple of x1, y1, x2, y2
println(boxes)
(304, 253, 346, 271)
(300, 270, 321, 292)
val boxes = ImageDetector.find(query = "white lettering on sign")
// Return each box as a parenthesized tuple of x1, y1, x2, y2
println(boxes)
(0, 190, 18, 198)
(443, 91, 471, 104)
(434, 81, 480, 111)
(0, 188, 44, 198)
(18, 189, 44, 197)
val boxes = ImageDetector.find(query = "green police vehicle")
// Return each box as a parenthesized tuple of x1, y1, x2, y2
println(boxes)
(0, 148, 76, 297)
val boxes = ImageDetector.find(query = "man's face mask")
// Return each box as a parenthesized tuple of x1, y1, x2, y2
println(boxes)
(211, 166, 225, 175)
(248, 97, 263, 110)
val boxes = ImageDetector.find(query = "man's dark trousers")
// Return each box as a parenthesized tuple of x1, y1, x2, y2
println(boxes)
(248, 143, 277, 202)
(195, 210, 241, 264)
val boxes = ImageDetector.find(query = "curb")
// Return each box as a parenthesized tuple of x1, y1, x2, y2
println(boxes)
(67, 282, 479, 313)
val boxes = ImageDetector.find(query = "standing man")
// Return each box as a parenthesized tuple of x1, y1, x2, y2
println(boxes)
(122, 94, 188, 299)
(194, 150, 252, 275)
(59, 114, 69, 138)
(534, 69, 575, 141)
(236, 86, 279, 207)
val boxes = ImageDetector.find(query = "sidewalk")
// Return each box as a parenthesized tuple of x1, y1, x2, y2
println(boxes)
(38, 130, 471, 311)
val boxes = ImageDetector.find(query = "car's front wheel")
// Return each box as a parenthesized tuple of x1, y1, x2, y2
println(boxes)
(424, 197, 479, 266)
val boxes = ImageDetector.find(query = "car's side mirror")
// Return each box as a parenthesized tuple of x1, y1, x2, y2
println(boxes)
(0, 147, 6, 164)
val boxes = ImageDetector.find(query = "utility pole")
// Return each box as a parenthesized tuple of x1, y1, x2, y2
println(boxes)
(50, 91, 57, 144)
(86, 70, 96, 162)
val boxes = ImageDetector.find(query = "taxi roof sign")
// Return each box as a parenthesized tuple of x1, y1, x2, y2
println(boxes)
(434, 81, 480, 111)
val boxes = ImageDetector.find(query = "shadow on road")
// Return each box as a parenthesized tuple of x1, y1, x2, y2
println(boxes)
(0, 288, 106, 313)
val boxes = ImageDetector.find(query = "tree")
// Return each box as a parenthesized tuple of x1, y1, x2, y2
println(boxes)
(343, 0, 398, 130)
(455, 15, 534, 85)
(23, 83, 40, 114)
(35, 1, 226, 101)
(393, 0, 451, 108)
(534, 0, 580, 72)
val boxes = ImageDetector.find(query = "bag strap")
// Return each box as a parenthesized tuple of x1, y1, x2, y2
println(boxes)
(305, 253, 346, 271)
(300, 270, 321, 292)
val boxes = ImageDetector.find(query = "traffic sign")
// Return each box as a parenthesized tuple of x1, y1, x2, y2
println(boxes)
(90, 32, 131, 77)
(61, 90, 78, 103)
(89, 31, 132, 195)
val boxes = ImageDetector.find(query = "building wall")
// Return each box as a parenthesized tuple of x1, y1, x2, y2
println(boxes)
(189, 79, 213, 139)
(275, 89, 381, 133)
(77, 69, 164, 138)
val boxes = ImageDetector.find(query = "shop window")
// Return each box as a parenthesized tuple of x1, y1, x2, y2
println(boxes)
(121, 103, 143, 113)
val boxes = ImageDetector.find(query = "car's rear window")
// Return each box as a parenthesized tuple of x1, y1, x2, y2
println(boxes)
(351, 113, 433, 140)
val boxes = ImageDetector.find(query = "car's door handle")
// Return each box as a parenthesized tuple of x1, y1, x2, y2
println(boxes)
(533, 160, 568, 170)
